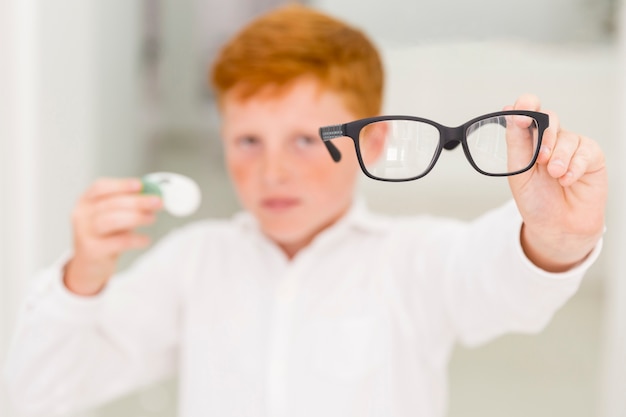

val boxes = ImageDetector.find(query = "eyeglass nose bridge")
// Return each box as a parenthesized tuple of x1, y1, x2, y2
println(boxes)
(440, 126, 464, 151)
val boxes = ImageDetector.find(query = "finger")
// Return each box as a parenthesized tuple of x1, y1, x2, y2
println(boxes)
(535, 109, 560, 165)
(101, 232, 151, 255)
(547, 130, 580, 180)
(505, 115, 537, 172)
(504, 101, 534, 130)
(513, 94, 541, 112)
(84, 178, 143, 201)
(558, 135, 605, 187)
(92, 210, 157, 236)
(93, 194, 162, 216)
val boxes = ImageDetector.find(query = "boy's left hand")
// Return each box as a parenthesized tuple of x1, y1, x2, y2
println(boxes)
(505, 94, 607, 272)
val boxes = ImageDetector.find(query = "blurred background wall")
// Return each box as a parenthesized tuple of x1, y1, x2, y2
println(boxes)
(0, 0, 622, 416)
(602, 1, 626, 416)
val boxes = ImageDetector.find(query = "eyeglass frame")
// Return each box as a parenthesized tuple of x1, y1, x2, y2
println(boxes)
(318, 110, 550, 182)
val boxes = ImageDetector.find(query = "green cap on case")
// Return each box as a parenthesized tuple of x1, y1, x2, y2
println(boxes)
(141, 178, 163, 197)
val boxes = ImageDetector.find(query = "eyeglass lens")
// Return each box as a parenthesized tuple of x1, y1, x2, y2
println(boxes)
(358, 115, 539, 180)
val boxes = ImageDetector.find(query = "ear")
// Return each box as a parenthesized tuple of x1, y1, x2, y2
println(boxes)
(360, 122, 388, 165)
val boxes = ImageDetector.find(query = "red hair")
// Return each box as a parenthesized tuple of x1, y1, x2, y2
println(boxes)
(210, 4, 384, 118)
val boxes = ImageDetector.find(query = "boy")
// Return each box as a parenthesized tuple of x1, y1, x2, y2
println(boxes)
(4, 4, 606, 417)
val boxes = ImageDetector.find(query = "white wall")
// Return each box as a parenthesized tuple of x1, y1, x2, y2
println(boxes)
(312, 0, 615, 44)
(601, 2, 626, 416)
(0, 2, 140, 416)
(0, 2, 41, 416)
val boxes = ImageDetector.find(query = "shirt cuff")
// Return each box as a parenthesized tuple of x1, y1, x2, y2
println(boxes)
(28, 251, 108, 324)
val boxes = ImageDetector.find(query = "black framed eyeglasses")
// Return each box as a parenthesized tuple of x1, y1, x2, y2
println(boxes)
(319, 110, 549, 182)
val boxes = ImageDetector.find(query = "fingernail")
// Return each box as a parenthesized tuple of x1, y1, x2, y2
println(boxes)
(540, 146, 551, 156)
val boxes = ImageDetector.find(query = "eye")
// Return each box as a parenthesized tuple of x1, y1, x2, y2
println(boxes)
(294, 135, 319, 148)
(236, 135, 261, 149)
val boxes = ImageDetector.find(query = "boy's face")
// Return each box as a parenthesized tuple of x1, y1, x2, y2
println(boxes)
(220, 77, 362, 255)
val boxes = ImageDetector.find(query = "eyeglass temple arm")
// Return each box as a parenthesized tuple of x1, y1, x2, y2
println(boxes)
(319, 125, 344, 162)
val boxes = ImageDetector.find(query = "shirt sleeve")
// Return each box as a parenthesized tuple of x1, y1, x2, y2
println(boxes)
(3, 222, 207, 416)
(438, 199, 602, 347)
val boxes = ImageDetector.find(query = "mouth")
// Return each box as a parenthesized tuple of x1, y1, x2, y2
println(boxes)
(261, 197, 301, 212)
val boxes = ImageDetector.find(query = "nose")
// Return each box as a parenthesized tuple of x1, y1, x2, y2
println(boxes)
(261, 148, 291, 186)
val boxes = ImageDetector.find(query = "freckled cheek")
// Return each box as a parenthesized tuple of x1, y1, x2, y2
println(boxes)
(226, 157, 257, 197)
(303, 156, 358, 197)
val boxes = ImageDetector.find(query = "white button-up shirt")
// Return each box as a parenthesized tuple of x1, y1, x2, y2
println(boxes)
(4, 200, 600, 417)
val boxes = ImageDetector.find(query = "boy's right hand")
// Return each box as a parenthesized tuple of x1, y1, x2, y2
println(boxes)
(63, 178, 163, 296)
